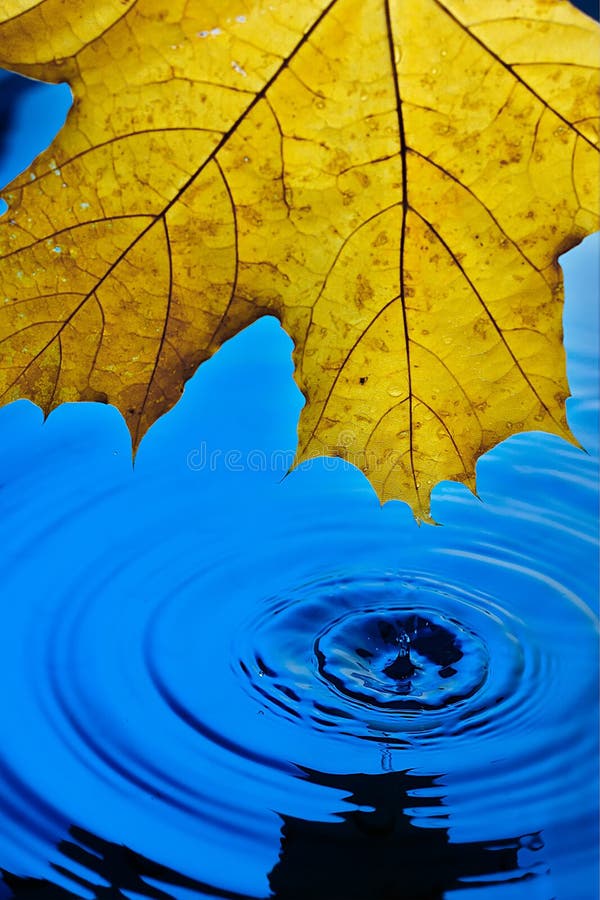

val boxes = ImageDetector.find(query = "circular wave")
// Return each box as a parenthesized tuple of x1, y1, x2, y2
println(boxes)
(0, 321, 598, 900)
(0, 466, 597, 897)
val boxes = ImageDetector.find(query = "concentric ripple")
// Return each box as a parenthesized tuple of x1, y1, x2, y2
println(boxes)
(231, 574, 508, 736)
(144, 529, 596, 785)
(0, 461, 596, 899)
(0, 419, 597, 899)
(315, 602, 488, 711)
(0, 242, 597, 899)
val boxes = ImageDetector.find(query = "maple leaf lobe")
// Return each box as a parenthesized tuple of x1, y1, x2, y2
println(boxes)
(0, 0, 598, 518)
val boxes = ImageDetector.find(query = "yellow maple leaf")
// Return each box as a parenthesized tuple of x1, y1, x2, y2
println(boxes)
(0, 0, 598, 518)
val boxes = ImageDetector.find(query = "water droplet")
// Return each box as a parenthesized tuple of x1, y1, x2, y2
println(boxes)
(239, 585, 490, 724)
(383, 629, 416, 681)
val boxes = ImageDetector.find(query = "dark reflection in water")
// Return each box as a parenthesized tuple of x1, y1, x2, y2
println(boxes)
(2, 825, 254, 900)
(3, 768, 547, 900)
(269, 769, 547, 900)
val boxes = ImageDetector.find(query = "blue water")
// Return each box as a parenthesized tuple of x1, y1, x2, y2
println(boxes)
(0, 69, 598, 900)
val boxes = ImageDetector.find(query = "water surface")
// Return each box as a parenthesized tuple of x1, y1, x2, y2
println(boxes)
(0, 66, 597, 900)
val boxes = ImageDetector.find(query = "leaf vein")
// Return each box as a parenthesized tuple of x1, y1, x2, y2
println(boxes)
(411, 207, 560, 427)
(433, 0, 599, 150)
